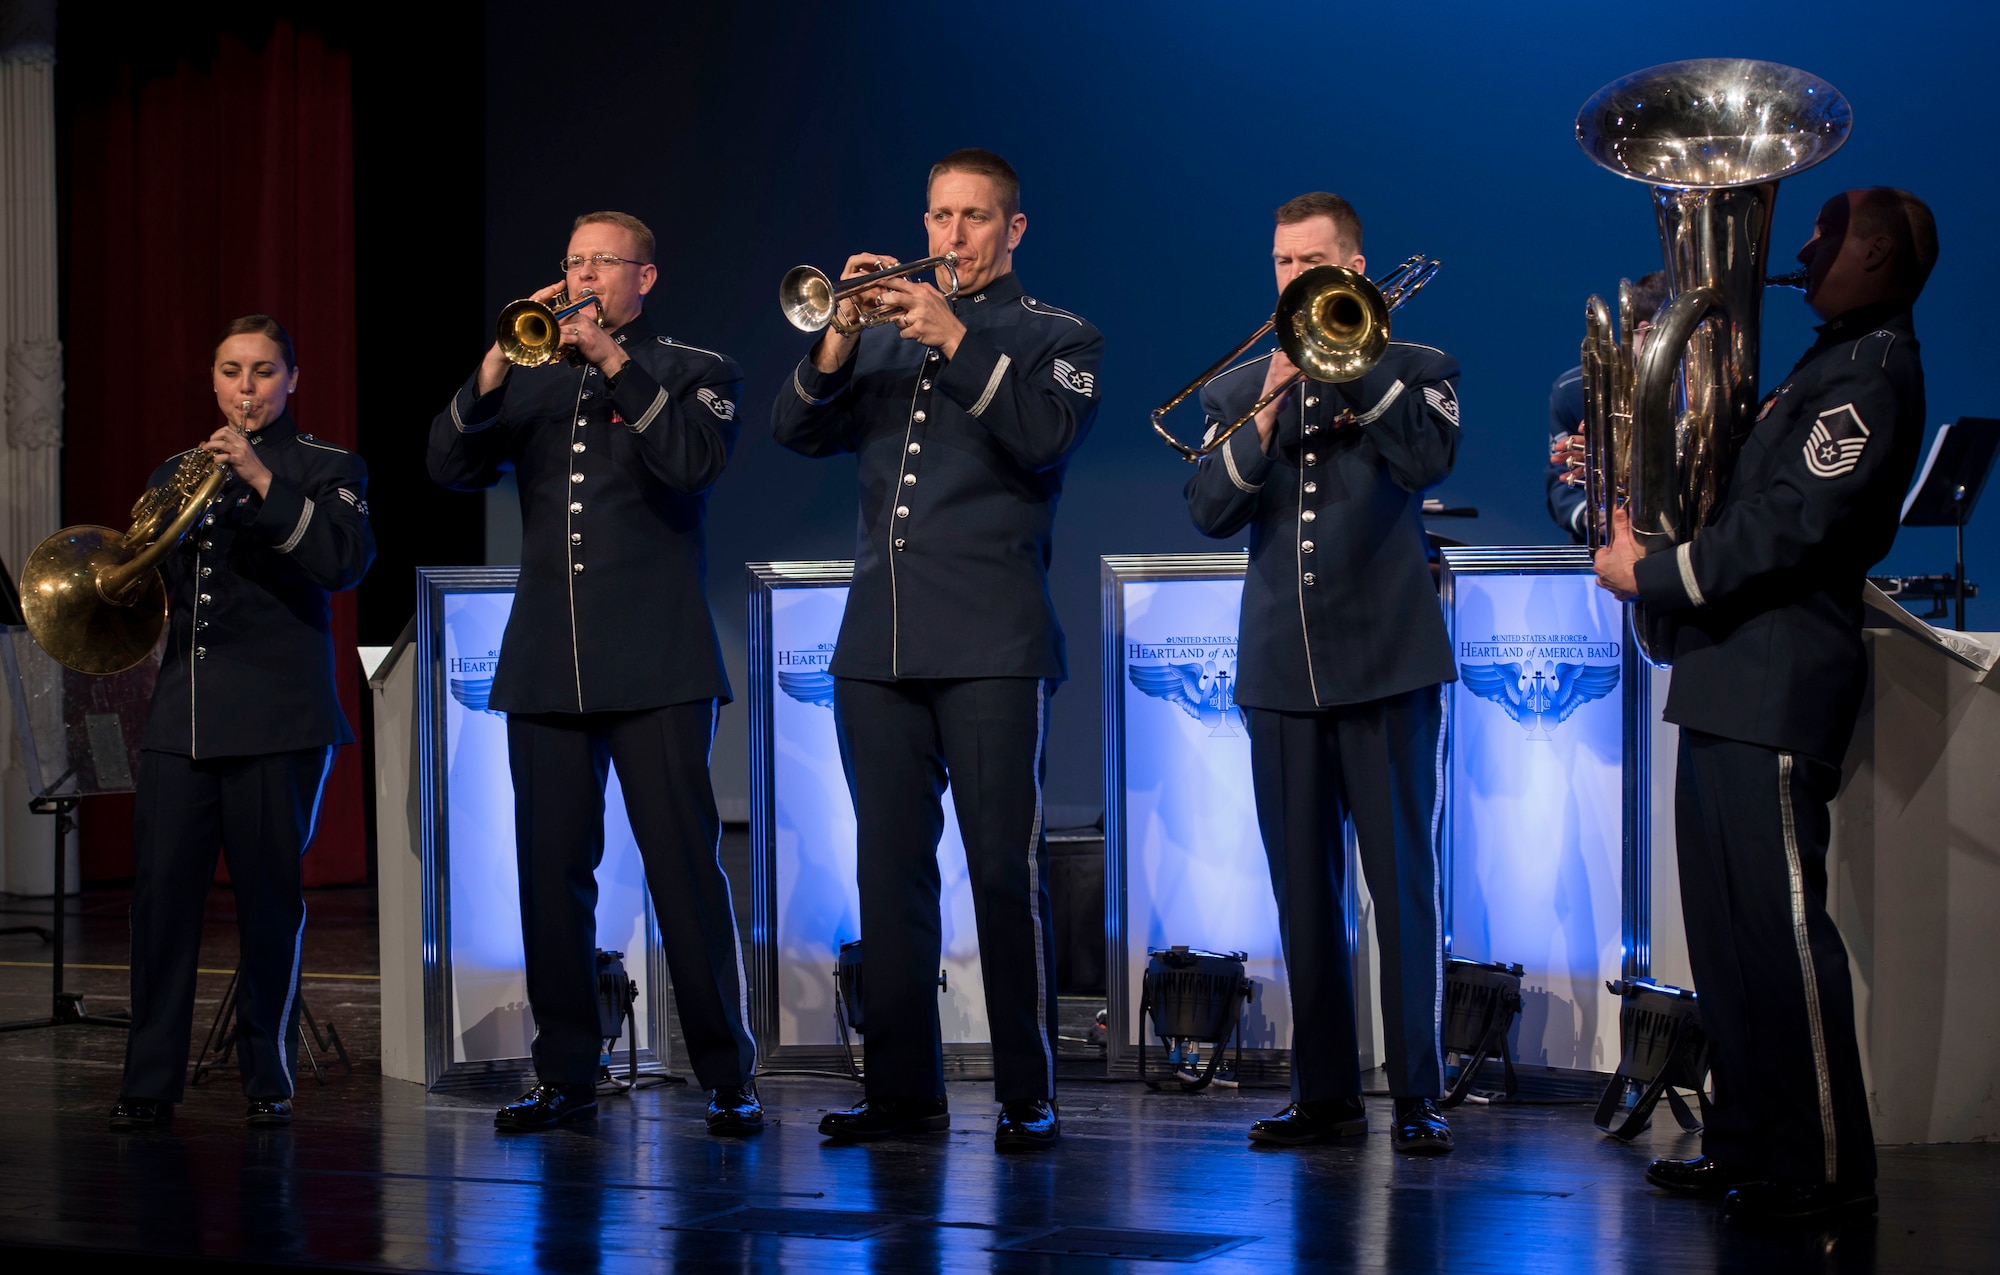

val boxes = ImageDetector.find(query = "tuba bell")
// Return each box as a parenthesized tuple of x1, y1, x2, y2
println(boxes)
(1575, 59, 1852, 663)
(19, 438, 233, 675)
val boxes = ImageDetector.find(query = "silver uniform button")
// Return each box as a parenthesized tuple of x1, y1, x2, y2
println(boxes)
(203, 515, 214, 526)
(908, 442, 921, 454)
(928, 351, 938, 362)
(570, 533, 581, 544)
(569, 501, 583, 514)
(198, 593, 211, 605)
(1303, 572, 1316, 585)
(195, 646, 207, 658)
(582, 390, 594, 400)
(1305, 424, 1319, 435)
(1305, 396, 1319, 407)
(573, 562, 585, 574)
(1304, 453, 1318, 465)
(921, 380, 932, 390)
(902, 473, 916, 486)
(199, 539, 212, 550)
(576, 418, 587, 427)
(894, 538, 906, 549)
(1301, 510, 1316, 522)
(573, 442, 585, 453)
(1301, 540, 1315, 553)
(1304, 482, 1317, 494)
(895, 505, 910, 518)
(571, 472, 584, 483)
(913, 410, 927, 423)
(200, 566, 213, 577)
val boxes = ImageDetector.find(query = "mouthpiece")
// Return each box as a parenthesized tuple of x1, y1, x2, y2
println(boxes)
(1765, 269, 1810, 290)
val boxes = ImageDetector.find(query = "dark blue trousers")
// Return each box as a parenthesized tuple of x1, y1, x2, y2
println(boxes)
(505, 702, 756, 1090)
(1675, 730, 1875, 1185)
(1247, 687, 1445, 1103)
(832, 675, 1059, 1105)
(122, 746, 335, 1102)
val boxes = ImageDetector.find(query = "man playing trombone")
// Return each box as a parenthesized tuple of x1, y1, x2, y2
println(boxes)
(771, 148, 1103, 1152)
(428, 211, 760, 1135)
(1185, 192, 1461, 1153)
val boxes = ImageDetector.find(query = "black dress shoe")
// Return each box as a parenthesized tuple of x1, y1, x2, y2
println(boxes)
(109, 1098, 171, 1131)
(246, 1099, 293, 1127)
(1247, 1097, 1368, 1146)
(707, 1083, 764, 1136)
(1646, 1155, 1756, 1196)
(817, 1096, 950, 1141)
(994, 1100, 1060, 1152)
(494, 1084, 598, 1131)
(1390, 1097, 1453, 1154)
(1724, 1179, 1878, 1222)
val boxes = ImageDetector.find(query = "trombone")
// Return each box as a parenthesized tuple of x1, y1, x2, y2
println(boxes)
(496, 289, 604, 367)
(779, 252, 960, 333)
(1152, 254, 1441, 463)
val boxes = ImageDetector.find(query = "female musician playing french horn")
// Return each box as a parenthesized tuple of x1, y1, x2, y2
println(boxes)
(110, 315, 375, 1132)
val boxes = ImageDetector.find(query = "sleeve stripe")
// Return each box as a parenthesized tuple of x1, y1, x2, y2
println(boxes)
(1352, 379, 1406, 425)
(450, 392, 496, 434)
(1676, 541, 1706, 607)
(628, 386, 669, 433)
(275, 497, 314, 555)
(792, 362, 836, 406)
(968, 353, 1012, 418)
(1221, 433, 1263, 493)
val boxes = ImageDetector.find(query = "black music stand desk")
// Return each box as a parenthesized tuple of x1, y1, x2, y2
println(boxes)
(1902, 417, 2000, 631)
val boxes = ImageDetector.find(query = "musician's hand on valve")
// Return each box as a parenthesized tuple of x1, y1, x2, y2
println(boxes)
(1252, 350, 1300, 452)
(1552, 431, 1587, 486)
(563, 306, 625, 379)
(877, 277, 967, 359)
(202, 424, 272, 498)
(812, 253, 893, 372)
(1592, 506, 1646, 601)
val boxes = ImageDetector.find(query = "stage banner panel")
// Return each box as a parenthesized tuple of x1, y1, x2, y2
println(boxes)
(1440, 547, 1641, 1076)
(411, 567, 669, 1089)
(747, 563, 989, 1068)
(1102, 553, 1299, 1077)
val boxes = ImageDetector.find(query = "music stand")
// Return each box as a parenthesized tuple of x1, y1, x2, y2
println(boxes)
(0, 617, 159, 1034)
(1901, 417, 2000, 631)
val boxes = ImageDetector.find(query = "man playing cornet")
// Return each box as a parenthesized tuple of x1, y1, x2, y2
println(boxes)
(772, 148, 1103, 1152)
(429, 211, 760, 1136)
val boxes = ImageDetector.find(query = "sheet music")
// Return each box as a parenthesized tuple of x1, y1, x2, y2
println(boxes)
(1901, 422, 1952, 523)
(1862, 581, 1998, 677)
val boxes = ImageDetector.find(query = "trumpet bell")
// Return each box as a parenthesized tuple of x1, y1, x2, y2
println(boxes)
(18, 525, 168, 676)
(1276, 265, 1391, 384)
(497, 298, 565, 367)
(779, 265, 837, 333)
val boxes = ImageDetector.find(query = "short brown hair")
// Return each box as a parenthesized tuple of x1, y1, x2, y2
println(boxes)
(216, 314, 295, 369)
(572, 211, 656, 265)
(1275, 192, 1362, 254)
(1852, 187, 1938, 296)
(928, 148, 1020, 218)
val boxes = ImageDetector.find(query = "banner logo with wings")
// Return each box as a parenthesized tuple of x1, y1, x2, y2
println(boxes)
(1127, 635, 1242, 737)
(776, 644, 837, 709)
(1458, 630, 1620, 741)
(448, 651, 503, 716)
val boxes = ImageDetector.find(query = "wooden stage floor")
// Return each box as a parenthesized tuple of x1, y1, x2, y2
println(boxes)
(1, 886, 1995, 1273)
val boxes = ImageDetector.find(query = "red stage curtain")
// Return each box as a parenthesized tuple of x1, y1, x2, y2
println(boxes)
(62, 21, 365, 886)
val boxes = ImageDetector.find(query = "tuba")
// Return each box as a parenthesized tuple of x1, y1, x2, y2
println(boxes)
(1575, 59, 1852, 663)
(19, 421, 239, 675)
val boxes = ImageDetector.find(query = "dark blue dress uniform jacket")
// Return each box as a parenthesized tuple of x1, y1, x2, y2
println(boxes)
(1186, 342, 1461, 710)
(1634, 304, 1924, 765)
(140, 413, 375, 758)
(427, 312, 740, 713)
(770, 272, 1102, 681)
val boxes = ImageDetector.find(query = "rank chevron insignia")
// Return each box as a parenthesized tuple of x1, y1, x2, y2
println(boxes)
(1053, 358, 1095, 396)
(695, 387, 736, 420)
(1803, 402, 1868, 478)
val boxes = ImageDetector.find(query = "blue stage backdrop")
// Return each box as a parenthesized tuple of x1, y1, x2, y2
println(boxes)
(479, 0, 1997, 817)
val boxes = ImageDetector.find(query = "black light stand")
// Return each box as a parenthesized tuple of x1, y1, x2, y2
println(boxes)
(0, 794, 129, 1034)
(189, 965, 350, 1087)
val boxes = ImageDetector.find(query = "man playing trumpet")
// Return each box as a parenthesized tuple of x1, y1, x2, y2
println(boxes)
(429, 211, 760, 1135)
(772, 148, 1103, 1152)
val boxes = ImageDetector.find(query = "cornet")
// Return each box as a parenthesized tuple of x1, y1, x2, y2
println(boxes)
(778, 253, 961, 333)
(496, 289, 604, 367)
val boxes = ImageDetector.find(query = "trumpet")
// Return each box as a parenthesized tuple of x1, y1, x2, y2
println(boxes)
(1152, 255, 1440, 463)
(778, 252, 961, 333)
(496, 289, 604, 367)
